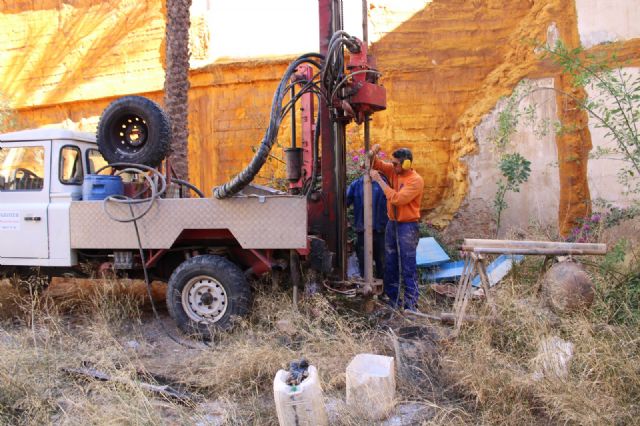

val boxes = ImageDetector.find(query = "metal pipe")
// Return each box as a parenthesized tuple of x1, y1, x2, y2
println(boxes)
(290, 85, 296, 148)
(334, 119, 348, 281)
(361, 0, 373, 293)
(362, 114, 373, 293)
(461, 239, 607, 255)
(362, 0, 368, 44)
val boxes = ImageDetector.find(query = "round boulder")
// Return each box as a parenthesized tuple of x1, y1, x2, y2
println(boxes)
(541, 260, 594, 314)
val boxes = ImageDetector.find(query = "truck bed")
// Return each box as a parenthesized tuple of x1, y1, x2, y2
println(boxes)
(70, 196, 307, 250)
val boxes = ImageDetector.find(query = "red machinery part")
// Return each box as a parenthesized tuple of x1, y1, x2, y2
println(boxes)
(345, 39, 387, 123)
(288, 64, 316, 192)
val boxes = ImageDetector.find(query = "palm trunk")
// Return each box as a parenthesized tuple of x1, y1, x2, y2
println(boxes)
(164, 0, 192, 181)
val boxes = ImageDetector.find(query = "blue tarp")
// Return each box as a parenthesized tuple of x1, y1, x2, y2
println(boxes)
(416, 237, 450, 267)
(423, 255, 524, 287)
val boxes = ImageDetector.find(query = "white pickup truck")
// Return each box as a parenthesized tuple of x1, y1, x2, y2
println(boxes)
(0, 128, 307, 336)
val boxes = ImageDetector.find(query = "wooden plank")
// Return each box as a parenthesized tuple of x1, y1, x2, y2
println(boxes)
(463, 247, 607, 255)
(462, 239, 606, 254)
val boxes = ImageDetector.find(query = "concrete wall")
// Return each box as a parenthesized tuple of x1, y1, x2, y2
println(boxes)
(465, 79, 560, 237)
(586, 67, 640, 207)
(575, 0, 640, 208)
(576, 0, 640, 48)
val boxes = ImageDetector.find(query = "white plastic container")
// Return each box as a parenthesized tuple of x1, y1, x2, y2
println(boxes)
(273, 365, 328, 426)
(346, 354, 396, 421)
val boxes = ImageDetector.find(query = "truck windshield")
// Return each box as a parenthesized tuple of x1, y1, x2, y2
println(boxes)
(0, 146, 45, 191)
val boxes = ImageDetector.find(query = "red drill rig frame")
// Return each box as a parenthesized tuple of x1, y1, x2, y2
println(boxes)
(287, 0, 387, 288)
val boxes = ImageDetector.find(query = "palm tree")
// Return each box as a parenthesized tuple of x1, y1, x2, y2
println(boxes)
(164, 0, 192, 181)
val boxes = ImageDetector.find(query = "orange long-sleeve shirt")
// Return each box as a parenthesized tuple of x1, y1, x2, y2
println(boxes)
(373, 157, 424, 222)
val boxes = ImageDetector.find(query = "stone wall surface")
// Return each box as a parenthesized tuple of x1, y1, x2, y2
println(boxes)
(1, 0, 639, 234)
(0, 1, 166, 108)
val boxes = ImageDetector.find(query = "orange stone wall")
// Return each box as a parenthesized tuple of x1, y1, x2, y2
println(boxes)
(2, 0, 639, 233)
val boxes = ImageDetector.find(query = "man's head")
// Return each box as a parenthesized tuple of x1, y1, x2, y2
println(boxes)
(391, 148, 413, 174)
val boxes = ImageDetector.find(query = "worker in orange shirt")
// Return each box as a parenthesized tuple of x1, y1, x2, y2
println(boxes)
(369, 145, 424, 311)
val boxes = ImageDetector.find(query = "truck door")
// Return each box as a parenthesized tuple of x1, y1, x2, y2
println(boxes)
(0, 142, 50, 259)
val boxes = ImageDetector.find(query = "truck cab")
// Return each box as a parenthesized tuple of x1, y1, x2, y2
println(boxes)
(0, 129, 105, 267)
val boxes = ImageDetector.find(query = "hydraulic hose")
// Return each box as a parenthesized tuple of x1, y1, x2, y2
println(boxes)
(95, 162, 167, 223)
(213, 53, 324, 199)
(213, 32, 358, 200)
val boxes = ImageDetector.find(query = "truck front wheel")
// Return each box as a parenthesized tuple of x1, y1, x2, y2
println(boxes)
(167, 255, 251, 338)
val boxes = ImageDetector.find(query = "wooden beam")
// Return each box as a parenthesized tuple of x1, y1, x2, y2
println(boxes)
(462, 239, 606, 255)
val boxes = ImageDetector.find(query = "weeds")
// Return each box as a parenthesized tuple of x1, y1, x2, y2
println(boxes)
(540, 41, 640, 195)
(443, 245, 640, 425)
(0, 236, 638, 425)
(494, 153, 532, 236)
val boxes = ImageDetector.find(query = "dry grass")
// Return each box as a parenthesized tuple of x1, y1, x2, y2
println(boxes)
(1, 228, 638, 425)
(0, 277, 197, 425)
(441, 228, 640, 425)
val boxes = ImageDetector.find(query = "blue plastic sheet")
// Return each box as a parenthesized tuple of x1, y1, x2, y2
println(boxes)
(416, 237, 450, 267)
(423, 255, 524, 288)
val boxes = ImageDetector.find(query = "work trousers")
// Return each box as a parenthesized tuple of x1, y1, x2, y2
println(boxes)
(383, 221, 420, 309)
(356, 230, 386, 279)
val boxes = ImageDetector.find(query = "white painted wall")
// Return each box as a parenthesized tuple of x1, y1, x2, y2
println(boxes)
(585, 66, 639, 206)
(576, 0, 640, 48)
(467, 79, 560, 235)
(189, 0, 431, 63)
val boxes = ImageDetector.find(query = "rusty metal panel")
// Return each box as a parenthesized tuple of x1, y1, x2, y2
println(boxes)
(70, 196, 307, 249)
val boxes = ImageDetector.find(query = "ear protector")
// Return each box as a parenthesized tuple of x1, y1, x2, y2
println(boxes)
(393, 148, 413, 170)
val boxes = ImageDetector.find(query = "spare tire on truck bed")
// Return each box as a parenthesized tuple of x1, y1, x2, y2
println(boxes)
(97, 96, 171, 168)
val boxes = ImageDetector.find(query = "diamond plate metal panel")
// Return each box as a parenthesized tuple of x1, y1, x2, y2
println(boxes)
(70, 196, 307, 249)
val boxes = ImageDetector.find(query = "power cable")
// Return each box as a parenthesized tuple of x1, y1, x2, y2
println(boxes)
(98, 163, 208, 350)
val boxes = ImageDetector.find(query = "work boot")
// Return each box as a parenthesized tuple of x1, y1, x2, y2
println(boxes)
(404, 304, 420, 314)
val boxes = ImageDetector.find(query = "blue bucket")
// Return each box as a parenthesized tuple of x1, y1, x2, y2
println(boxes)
(82, 174, 124, 201)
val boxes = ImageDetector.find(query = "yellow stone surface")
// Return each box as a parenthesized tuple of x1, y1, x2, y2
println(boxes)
(1, 0, 639, 232)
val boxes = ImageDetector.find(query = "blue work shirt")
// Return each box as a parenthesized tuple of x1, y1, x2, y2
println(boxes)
(346, 176, 389, 233)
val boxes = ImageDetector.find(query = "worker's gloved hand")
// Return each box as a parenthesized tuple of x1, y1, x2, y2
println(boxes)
(368, 144, 381, 159)
(370, 169, 382, 184)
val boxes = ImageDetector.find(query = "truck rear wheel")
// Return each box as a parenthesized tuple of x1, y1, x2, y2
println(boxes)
(97, 96, 171, 168)
(167, 255, 251, 338)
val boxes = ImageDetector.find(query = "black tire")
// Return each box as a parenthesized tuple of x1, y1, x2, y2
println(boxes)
(97, 96, 171, 168)
(166, 255, 251, 338)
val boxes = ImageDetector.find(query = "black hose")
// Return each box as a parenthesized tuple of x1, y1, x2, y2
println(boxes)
(213, 53, 324, 199)
(172, 178, 205, 198)
(95, 161, 207, 349)
(128, 203, 204, 350)
(213, 32, 359, 200)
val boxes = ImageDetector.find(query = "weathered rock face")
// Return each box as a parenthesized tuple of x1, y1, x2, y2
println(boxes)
(0, 0, 638, 233)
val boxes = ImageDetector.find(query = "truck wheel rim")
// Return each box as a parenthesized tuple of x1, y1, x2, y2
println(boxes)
(182, 275, 228, 323)
(112, 114, 149, 154)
